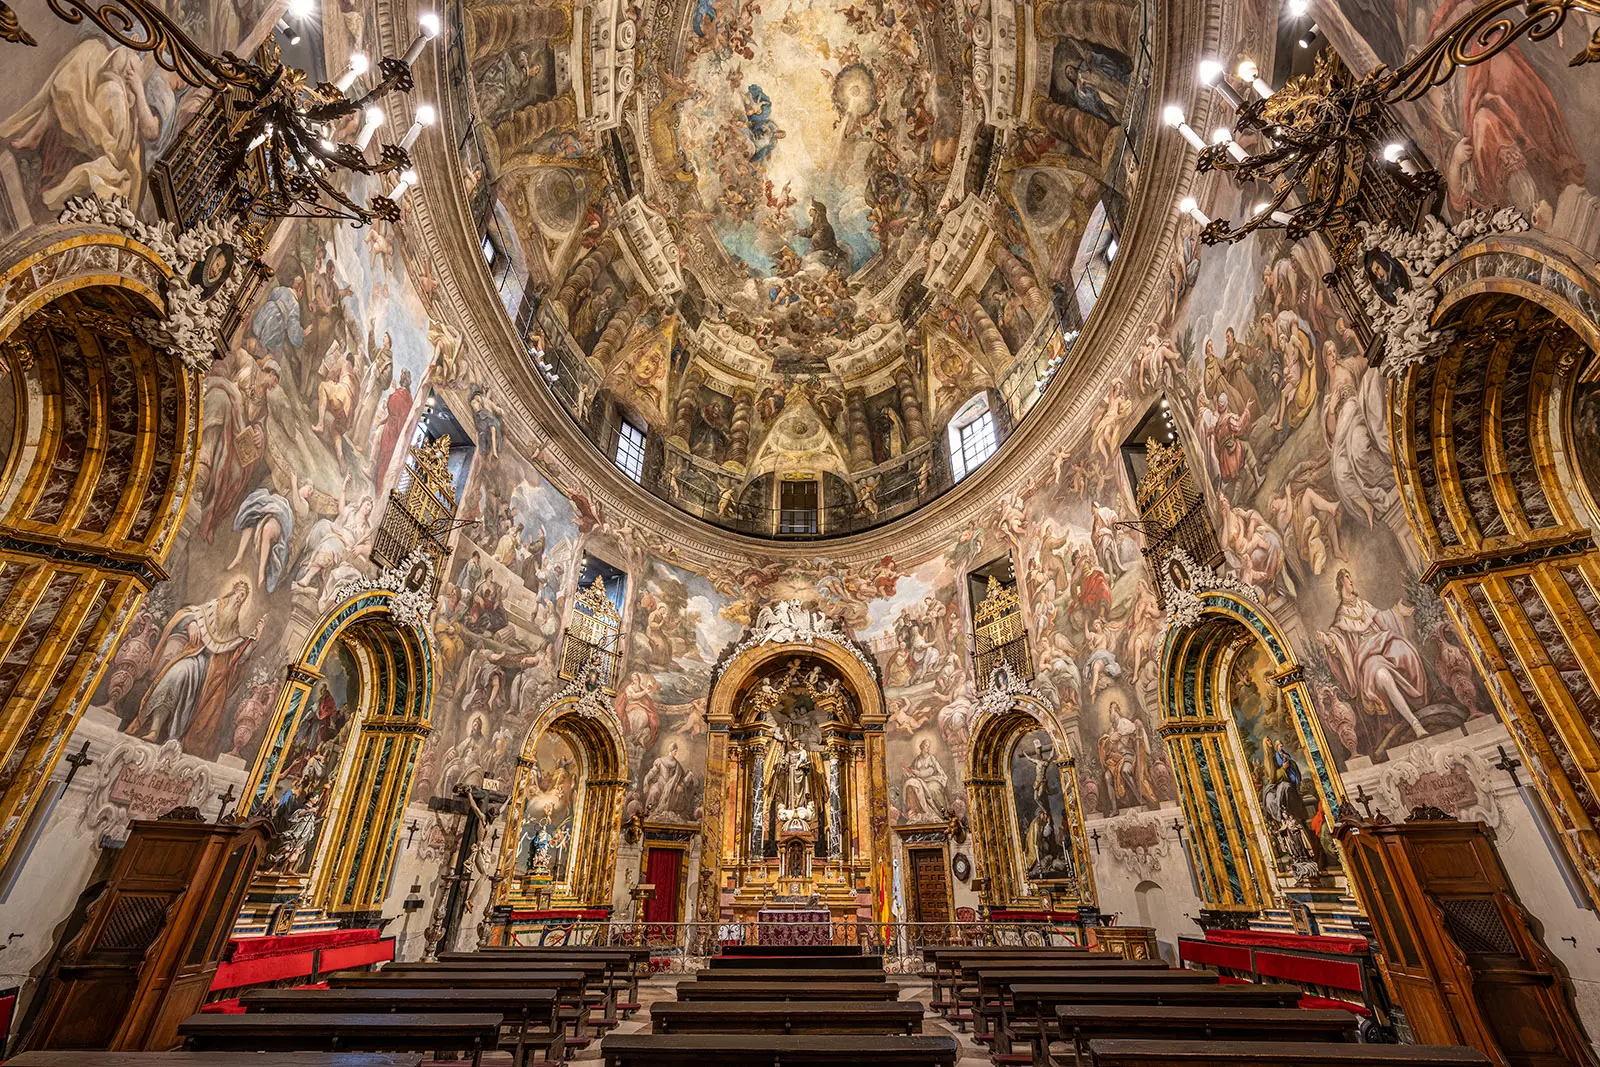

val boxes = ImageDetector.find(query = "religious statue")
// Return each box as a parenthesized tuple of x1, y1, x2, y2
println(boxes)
(765, 726, 821, 834)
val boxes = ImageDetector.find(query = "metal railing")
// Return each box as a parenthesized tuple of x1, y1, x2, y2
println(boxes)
(497, 919, 1088, 974)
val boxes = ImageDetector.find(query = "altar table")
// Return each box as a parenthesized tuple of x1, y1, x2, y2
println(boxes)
(756, 908, 832, 946)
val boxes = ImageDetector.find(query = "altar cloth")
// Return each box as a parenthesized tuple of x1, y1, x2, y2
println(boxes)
(756, 906, 833, 946)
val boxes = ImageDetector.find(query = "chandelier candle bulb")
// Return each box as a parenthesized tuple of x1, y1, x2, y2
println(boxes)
(390, 169, 419, 202)
(1178, 197, 1210, 226)
(399, 104, 436, 150)
(1383, 142, 1419, 175)
(1197, 58, 1244, 108)
(355, 105, 384, 149)
(1236, 59, 1273, 99)
(334, 51, 369, 92)
(1210, 127, 1248, 161)
(404, 11, 442, 65)
(1164, 106, 1206, 150)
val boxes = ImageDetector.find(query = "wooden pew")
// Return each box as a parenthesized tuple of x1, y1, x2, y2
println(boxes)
(9, 1055, 422, 1067)
(325, 969, 593, 1044)
(1084, 1039, 1491, 1067)
(382, 960, 619, 1028)
(947, 955, 1166, 1024)
(924, 947, 1092, 1012)
(442, 948, 646, 1013)
(600, 1033, 959, 1066)
(1009, 981, 1303, 1059)
(648, 999, 924, 1035)
(1052, 1006, 1358, 1067)
(720, 944, 865, 957)
(973, 968, 1215, 1042)
(176, 1013, 502, 1067)
(675, 980, 901, 1001)
(241, 985, 564, 1064)
(691, 967, 889, 983)
(704, 953, 884, 971)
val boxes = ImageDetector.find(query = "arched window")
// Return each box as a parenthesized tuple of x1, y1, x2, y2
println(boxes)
(948, 392, 998, 482)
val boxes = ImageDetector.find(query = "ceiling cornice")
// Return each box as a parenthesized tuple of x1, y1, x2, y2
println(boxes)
(382, 0, 1220, 572)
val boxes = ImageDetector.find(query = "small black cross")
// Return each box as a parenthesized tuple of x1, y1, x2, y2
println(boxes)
(215, 783, 237, 821)
(1352, 785, 1375, 819)
(1088, 828, 1102, 855)
(1493, 744, 1524, 788)
(1170, 817, 1187, 842)
(405, 819, 421, 848)
(61, 741, 94, 787)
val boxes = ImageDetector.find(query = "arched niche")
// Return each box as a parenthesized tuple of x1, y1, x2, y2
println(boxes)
(241, 589, 434, 921)
(1160, 590, 1347, 916)
(1391, 236, 1600, 903)
(702, 636, 889, 924)
(496, 694, 629, 910)
(965, 694, 1094, 911)
(0, 225, 202, 874)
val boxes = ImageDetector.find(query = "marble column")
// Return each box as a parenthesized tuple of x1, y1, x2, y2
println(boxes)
(1034, 100, 1115, 168)
(749, 742, 768, 859)
(991, 244, 1052, 321)
(893, 368, 928, 444)
(496, 95, 577, 162)
(671, 368, 704, 445)
(728, 388, 755, 470)
(1033, 0, 1136, 53)
(556, 238, 617, 316)
(825, 741, 844, 859)
(469, 3, 571, 56)
(590, 290, 647, 366)
(844, 388, 873, 466)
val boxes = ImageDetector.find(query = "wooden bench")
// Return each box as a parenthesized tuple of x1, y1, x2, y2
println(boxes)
(925, 947, 1092, 1012)
(382, 959, 618, 1025)
(176, 1013, 503, 1067)
(442, 949, 642, 1012)
(720, 944, 866, 957)
(241, 986, 564, 1064)
(691, 967, 888, 983)
(325, 969, 592, 1044)
(705, 954, 884, 971)
(649, 999, 923, 1035)
(9, 1055, 422, 1067)
(949, 957, 1169, 1023)
(600, 1033, 959, 1066)
(675, 980, 901, 1002)
(1051, 1006, 1358, 1067)
(1007, 981, 1304, 1055)
(1083, 1039, 1491, 1067)
(973, 969, 1216, 1041)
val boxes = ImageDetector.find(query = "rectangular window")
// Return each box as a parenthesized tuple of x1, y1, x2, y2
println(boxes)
(779, 478, 820, 535)
(953, 411, 997, 483)
(614, 419, 646, 482)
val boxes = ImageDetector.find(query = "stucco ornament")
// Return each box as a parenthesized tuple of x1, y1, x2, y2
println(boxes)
(726, 599, 876, 675)
(1102, 811, 1169, 878)
(1371, 741, 1503, 831)
(56, 194, 255, 371)
(329, 550, 437, 633)
(553, 648, 615, 718)
(1158, 549, 1257, 636)
(1356, 208, 1529, 377)
(976, 660, 1046, 718)
(82, 739, 220, 844)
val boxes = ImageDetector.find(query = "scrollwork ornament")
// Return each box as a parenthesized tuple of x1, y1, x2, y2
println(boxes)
(976, 660, 1045, 718)
(329, 550, 437, 633)
(1355, 208, 1529, 377)
(57, 194, 255, 370)
(1158, 549, 1258, 637)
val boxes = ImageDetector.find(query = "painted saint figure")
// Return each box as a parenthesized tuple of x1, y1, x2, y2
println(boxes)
(131, 579, 264, 756)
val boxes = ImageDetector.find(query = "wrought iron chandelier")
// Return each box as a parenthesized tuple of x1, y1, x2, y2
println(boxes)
(1166, 0, 1600, 245)
(3, 0, 440, 226)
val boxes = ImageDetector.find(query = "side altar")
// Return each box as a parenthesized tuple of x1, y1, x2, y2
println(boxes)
(705, 603, 889, 926)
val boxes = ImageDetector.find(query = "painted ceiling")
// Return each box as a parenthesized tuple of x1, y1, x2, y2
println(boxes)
(459, 0, 1150, 532)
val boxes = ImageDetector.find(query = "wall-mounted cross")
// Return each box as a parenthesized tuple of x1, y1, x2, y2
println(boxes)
(405, 819, 421, 848)
(1352, 785, 1375, 819)
(61, 741, 94, 786)
(1493, 744, 1524, 788)
(1170, 817, 1187, 842)
(215, 783, 237, 821)
(1089, 827, 1102, 855)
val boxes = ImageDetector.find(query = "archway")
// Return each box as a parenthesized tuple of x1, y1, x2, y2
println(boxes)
(239, 588, 434, 924)
(1388, 238, 1600, 905)
(701, 625, 888, 925)
(964, 693, 1094, 911)
(496, 694, 629, 911)
(0, 226, 206, 874)
(1160, 590, 1346, 918)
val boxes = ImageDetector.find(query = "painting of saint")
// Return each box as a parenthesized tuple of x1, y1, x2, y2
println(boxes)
(260, 640, 359, 875)
(1011, 730, 1074, 881)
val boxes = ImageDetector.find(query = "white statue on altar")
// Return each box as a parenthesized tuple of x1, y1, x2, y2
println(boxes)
(765, 727, 821, 834)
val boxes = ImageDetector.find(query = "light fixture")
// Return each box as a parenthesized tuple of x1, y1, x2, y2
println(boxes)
(400, 104, 436, 150)
(1197, 58, 1243, 108)
(1178, 197, 1210, 226)
(1236, 58, 1273, 99)
(1287, 0, 1309, 16)
(355, 105, 384, 150)
(1210, 127, 1248, 162)
(1383, 141, 1420, 175)
(404, 11, 442, 65)
(335, 51, 370, 92)
(1163, 106, 1206, 151)
(390, 169, 420, 202)
(1298, 25, 1320, 48)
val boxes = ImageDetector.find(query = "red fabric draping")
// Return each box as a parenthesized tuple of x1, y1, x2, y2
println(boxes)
(1203, 929, 1368, 953)
(643, 848, 682, 924)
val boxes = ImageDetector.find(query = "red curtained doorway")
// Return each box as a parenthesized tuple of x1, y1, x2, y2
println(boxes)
(643, 848, 682, 924)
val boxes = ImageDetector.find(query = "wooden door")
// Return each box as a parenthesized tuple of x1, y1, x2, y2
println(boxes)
(909, 848, 950, 923)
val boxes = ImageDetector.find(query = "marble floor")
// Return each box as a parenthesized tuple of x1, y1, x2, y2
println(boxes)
(579, 975, 990, 1066)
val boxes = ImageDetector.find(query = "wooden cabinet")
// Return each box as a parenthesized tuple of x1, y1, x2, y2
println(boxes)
(1336, 811, 1594, 1067)
(21, 812, 270, 1052)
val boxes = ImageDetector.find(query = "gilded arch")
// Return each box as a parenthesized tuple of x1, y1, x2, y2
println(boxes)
(701, 635, 890, 923)
(964, 691, 1094, 911)
(1390, 231, 1600, 903)
(0, 224, 205, 872)
(242, 589, 435, 919)
(1160, 591, 1347, 914)
(496, 693, 630, 909)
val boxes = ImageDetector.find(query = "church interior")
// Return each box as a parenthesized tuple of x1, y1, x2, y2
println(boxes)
(6, 0, 1600, 1061)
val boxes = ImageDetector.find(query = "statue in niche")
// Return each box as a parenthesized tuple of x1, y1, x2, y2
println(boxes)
(763, 725, 824, 838)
